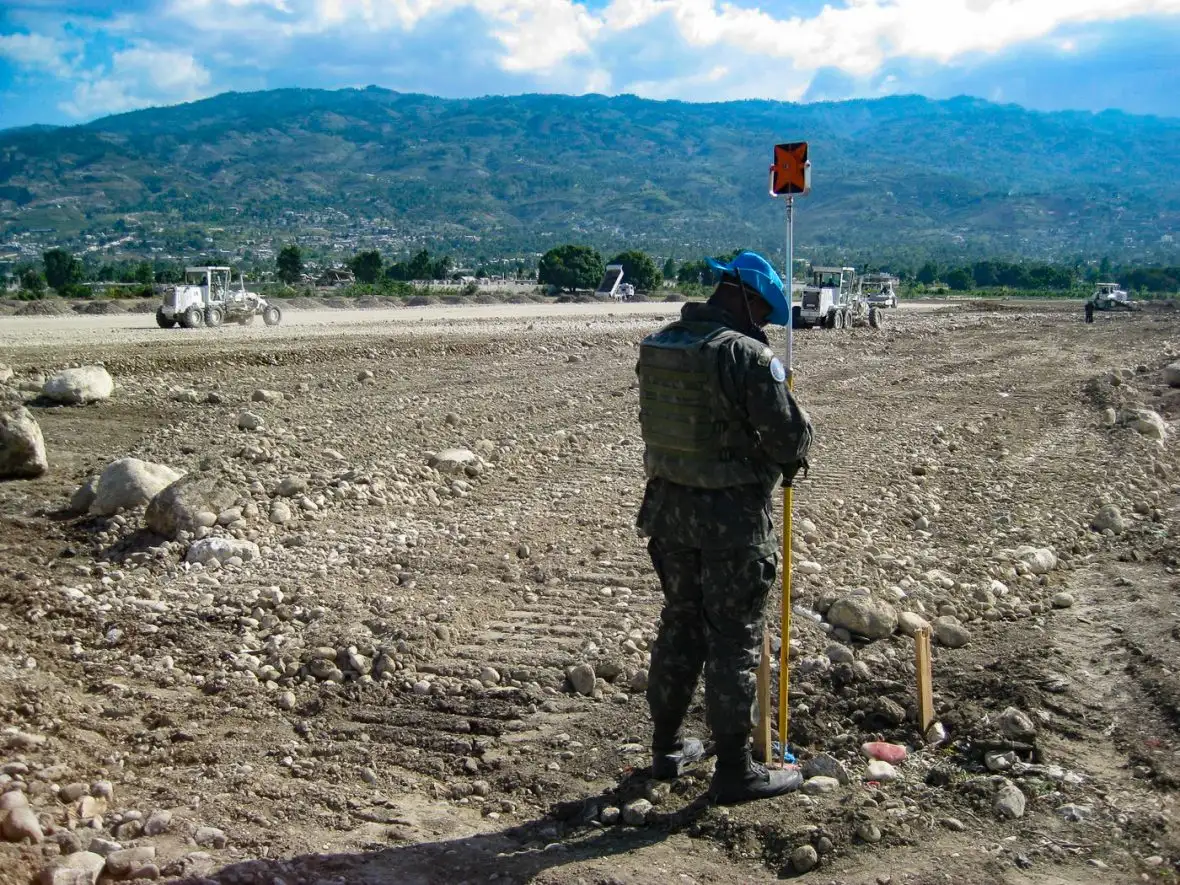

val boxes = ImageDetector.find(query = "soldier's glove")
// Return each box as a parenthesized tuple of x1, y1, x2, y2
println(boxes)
(782, 457, 810, 488)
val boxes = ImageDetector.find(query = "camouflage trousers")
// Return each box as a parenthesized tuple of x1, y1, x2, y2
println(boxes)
(645, 537, 779, 740)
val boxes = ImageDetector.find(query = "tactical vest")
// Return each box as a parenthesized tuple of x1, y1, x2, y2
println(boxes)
(638, 320, 777, 490)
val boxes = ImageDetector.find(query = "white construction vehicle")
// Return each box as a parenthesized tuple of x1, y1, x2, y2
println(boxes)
(793, 266, 883, 330)
(157, 267, 282, 329)
(863, 273, 899, 308)
(594, 264, 635, 301)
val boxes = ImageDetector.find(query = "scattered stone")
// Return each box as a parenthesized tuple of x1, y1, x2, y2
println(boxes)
(1051, 592, 1075, 609)
(40, 851, 106, 885)
(270, 500, 294, 524)
(1128, 408, 1167, 441)
(104, 846, 157, 880)
(826, 596, 897, 639)
(252, 389, 284, 403)
(802, 776, 841, 796)
(90, 458, 182, 516)
(146, 473, 239, 538)
(276, 476, 307, 497)
(932, 616, 971, 648)
(865, 760, 897, 783)
(628, 669, 649, 692)
(994, 781, 1026, 819)
(186, 537, 260, 565)
(1091, 504, 1125, 535)
(825, 643, 855, 664)
(621, 798, 653, 826)
(856, 822, 882, 844)
(791, 844, 819, 874)
(925, 722, 948, 746)
(87, 838, 121, 857)
(59, 783, 89, 802)
(70, 476, 98, 514)
(940, 817, 966, 832)
(874, 697, 907, 725)
(862, 742, 907, 764)
(1017, 546, 1057, 575)
(43, 366, 114, 405)
(142, 810, 172, 836)
(357, 370, 375, 382)
(567, 662, 596, 695)
(430, 448, 478, 476)
(479, 666, 501, 686)
(277, 691, 296, 711)
(802, 753, 850, 785)
(0, 406, 48, 479)
(896, 611, 930, 637)
(237, 411, 264, 431)
(1164, 362, 1180, 388)
(599, 806, 620, 825)
(193, 826, 228, 849)
(796, 560, 823, 576)
(0, 365, 11, 384)
(1056, 803, 1091, 822)
(1, 804, 43, 842)
(998, 706, 1037, 741)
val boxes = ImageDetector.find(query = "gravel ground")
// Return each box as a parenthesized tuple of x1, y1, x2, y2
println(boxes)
(0, 299, 1177, 885)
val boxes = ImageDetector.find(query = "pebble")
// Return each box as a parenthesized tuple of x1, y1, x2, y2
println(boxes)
(194, 826, 228, 849)
(791, 844, 819, 874)
(940, 817, 966, 831)
(1091, 504, 1126, 534)
(998, 706, 1037, 740)
(479, 666, 501, 686)
(622, 798, 652, 826)
(270, 501, 294, 524)
(856, 822, 882, 843)
(932, 616, 971, 648)
(237, 411, 264, 431)
(1, 804, 43, 842)
(1056, 803, 1091, 822)
(896, 611, 931, 637)
(87, 838, 122, 857)
(105, 846, 157, 880)
(59, 783, 89, 802)
(865, 760, 897, 783)
(143, 809, 172, 836)
(599, 806, 620, 825)
(40, 850, 106, 885)
(801, 776, 841, 796)
(861, 742, 907, 764)
(994, 781, 1026, 819)
(1051, 592, 1075, 609)
(567, 662, 596, 695)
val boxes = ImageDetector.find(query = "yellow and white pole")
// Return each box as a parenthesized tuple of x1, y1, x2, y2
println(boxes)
(778, 195, 795, 767)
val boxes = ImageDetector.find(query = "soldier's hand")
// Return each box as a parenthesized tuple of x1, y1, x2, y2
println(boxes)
(782, 458, 810, 488)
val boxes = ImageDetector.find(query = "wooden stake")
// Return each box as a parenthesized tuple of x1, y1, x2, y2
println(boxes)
(754, 631, 773, 763)
(915, 626, 935, 732)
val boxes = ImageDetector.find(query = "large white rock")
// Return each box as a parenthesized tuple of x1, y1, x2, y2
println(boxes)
(1165, 362, 1180, 388)
(429, 448, 478, 476)
(186, 537, 261, 566)
(1016, 546, 1058, 575)
(1127, 408, 1167, 442)
(0, 365, 13, 384)
(43, 366, 114, 405)
(827, 595, 898, 639)
(90, 458, 182, 516)
(146, 473, 239, 538)
(0, 406, 48, 479)
(40, 851, 106, 885)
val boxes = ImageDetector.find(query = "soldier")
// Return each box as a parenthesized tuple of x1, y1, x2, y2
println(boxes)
(636, 250, 813, 804)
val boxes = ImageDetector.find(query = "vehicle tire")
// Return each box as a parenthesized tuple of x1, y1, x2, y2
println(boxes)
(832, 310, 844, 330)
(182, 306, 204, 329)
(155, 308, 176, 329)
(205, 306, 224, 328)
(791, 305, 802, 329)
(263, 305, 282, 326)
(238, 313, 255, 326)
(1084, 304, 1094, 324)
(869, 306, 883, 329)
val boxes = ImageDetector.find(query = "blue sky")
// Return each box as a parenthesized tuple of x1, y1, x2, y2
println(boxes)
(1, 0, 1179, 129)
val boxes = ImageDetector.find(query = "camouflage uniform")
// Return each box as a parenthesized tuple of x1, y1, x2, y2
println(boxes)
(636, 301, 812, 746)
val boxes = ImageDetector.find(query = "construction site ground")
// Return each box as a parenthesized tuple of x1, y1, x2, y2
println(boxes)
(1, 299, 1178, 885)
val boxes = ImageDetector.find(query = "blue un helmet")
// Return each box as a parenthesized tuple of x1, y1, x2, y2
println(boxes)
(705, 251, 790, 326)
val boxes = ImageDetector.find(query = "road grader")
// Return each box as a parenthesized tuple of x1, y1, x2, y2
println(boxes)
(157, 267, 282, 329)
(792, 266, 884, 330)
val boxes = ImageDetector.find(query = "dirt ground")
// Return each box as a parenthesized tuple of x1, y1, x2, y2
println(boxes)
(1, 300, 1178, 885)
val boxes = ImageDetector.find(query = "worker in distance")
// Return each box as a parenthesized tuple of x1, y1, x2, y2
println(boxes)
(635, 250, 812, 804)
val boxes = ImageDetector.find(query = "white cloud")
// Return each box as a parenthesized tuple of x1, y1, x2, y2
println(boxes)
(0, 32, 78, 77)
(60, 46, 212, 117)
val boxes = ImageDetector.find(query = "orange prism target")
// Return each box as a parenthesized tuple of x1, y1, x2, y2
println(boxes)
(770, 142, 810, 196)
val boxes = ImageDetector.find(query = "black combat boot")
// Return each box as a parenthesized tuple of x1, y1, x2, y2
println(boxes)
(651, 722, 705, 780)
(709, 734, 802, 805)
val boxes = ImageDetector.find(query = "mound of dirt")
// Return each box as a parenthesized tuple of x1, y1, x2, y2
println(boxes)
(281, 296, 322, 310)
(14, 299, 68, 316)
(125, 299, 158, 313)
(406, 295, 437, 307)
(72, 299, 128, 315)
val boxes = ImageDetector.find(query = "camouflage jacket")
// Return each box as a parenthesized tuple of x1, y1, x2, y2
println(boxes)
(635, 302, 812, 550)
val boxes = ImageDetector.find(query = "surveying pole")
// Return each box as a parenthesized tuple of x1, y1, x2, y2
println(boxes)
(756, 142, 810, 767)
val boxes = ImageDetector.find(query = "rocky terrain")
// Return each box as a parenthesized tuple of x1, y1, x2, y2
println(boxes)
(0, 301, 1178, 885)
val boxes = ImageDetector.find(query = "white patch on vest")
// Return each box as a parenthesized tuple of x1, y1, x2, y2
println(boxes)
(770, 357, 786, 383)
(757, 347, 773, 367)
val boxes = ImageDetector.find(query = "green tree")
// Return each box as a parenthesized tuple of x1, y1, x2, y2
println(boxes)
(946, 268, 972, 291)
(43, 248, 83, 291)
(608, 250, 661, 293)
(407, 249, 433, 281)
(662, 257, 677, 280)
(430, 254, 453, 281)
(349, 249, 383, 283)
(677, 259, 708, 285)
(19, 267, 45, 295)
(277, 244, 303, 285)
(537, 244, 604, 292)
(916, 261, 938, 285)
(133, 262, 155, 285)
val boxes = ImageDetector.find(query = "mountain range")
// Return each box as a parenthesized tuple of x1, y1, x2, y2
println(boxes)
(1, 87, 1178, 264)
